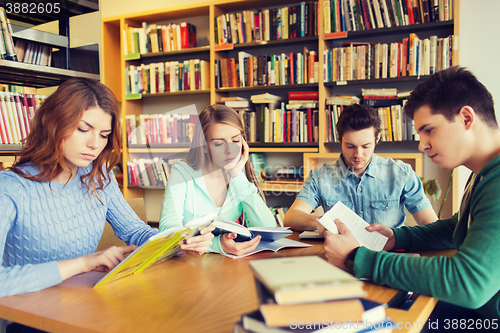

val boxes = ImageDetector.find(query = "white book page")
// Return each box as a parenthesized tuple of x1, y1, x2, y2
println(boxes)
(317, 201, 388, 251)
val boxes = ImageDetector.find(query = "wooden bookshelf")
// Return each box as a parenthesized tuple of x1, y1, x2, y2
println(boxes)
(101, 0, 460, 215)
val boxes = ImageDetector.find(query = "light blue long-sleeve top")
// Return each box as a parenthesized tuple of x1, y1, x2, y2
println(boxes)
(297, 154, 432, 228)
(159, 161, 276, 253)
(0, 163, 158, 297)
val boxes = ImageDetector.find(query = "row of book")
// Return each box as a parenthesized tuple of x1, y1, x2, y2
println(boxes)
(123, 21, 197, 56)
(0, 91, 46, 144)
(241, 103, 319, 144)
(324, 0, 453, 34)
(0, 7, 17, 61)
(125, 59, 210, 95)
(215, 48, 318, 89)
(323, 34, 455, 82)
(125, 113, 198, 146)
(127, 157, 182, 188)
(214, 2, 319, 45)
(13, 40, 52, 67)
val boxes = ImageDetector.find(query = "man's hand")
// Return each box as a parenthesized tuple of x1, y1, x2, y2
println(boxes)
(321, 219, 359, 269)
(366, 223, 396, 251)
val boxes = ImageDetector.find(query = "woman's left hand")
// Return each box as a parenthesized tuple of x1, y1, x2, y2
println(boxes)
(179, 225, 215, 256)
(228, 138, 249, 178)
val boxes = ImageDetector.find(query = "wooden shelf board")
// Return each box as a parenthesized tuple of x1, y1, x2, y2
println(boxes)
(0, 60, 100, 88)
(216, 83, 318, 92)
(260, 182, 302, 193)
(0, 144, 22, 152)
(139, 46, 210, 59)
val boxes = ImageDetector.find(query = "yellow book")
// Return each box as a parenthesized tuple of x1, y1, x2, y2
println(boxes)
(189, 59, 195, 91)
(94, 213, 216, 287)
(385, 106, 393, 141)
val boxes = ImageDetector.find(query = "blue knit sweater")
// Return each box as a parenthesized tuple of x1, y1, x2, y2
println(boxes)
(0, 163, 158, 297)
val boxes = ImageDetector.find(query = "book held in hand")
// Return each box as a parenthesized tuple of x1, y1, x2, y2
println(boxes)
(94, 213, 217, 287)
(317, 201, 388, 251)
(213, 219, 293, 242)
(249, 256, 365, 305)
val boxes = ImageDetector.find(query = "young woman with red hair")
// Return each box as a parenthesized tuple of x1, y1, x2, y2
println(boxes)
(0, 78, 214, 299)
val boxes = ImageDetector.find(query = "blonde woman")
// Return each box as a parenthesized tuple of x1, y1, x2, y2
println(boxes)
(159, 104, 276, 256)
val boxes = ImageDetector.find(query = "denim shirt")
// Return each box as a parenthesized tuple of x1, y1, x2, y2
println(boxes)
(297, 154, 432, 228)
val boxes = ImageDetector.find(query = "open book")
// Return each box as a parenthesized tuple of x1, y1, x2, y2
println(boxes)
(317, 201, 388, 251)
(94, 213, 217, 287)
(212, 219, 293, 242)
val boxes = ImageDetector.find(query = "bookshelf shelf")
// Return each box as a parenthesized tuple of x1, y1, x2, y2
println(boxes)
(261, 182, 302, 193)
(0, 59, 100, 88)
(139, 46, 210, 59)
(102, 0, 460, 214)
(216, 36, 319, 51)
(340, 20, 454, 39)
(324, 75, 433, 87)
(0, 144, 22, 152)
(11, 24, 68, 48)
(216, 83, 318, 93)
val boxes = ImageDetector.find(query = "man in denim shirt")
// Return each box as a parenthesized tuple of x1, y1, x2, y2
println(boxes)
(284, 104, 438, 231)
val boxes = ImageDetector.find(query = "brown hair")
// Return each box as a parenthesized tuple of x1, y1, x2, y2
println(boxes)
(185, 104, 266, 201)
(336, 103, 381, 141)
(10, 77, 121, 199)
(404, 66, 498, 128)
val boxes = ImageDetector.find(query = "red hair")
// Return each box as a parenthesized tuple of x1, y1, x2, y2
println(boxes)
(10, 77, 121, 200)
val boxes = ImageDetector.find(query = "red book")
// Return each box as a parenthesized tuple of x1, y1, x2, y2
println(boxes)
(401, 37, 409, 76)
(287, 110, 291, 142)
(362, 95, 398, 100)
(307, 108, 313, 142)
(0, 101, 7, 143)
(180, 22, 197, 49)
(406, 0, 415, 24)
(289, 52, 295, 85)
(230, 58, 238, 88)
(288, 91, 319, 100)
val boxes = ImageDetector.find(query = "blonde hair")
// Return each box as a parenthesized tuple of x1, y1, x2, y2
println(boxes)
(184, 104, 266, 201)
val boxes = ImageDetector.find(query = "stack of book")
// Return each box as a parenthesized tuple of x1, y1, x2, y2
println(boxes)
(214, 2, 318, 45)
(0, 8, 17, 61)
(122, 21, 197, 56)
(324, 0, 453, 34)
(125, 59, 209, 95)
(237, 256, 394, 332)
(0, 91, 46, 144)
(125, 113, 198, 146)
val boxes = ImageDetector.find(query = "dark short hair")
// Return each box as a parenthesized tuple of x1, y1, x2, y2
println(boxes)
(336, 103, 381, 141)
(404, 66, 498, 128)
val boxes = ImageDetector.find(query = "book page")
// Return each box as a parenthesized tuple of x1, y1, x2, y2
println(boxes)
(317, 201, 388, 251)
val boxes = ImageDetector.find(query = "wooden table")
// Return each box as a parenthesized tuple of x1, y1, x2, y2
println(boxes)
(0, 236, 454, 333)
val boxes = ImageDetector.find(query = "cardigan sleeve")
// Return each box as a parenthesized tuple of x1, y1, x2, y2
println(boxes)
(104, 176, 158, 246)
(0, 174, 62, 297)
